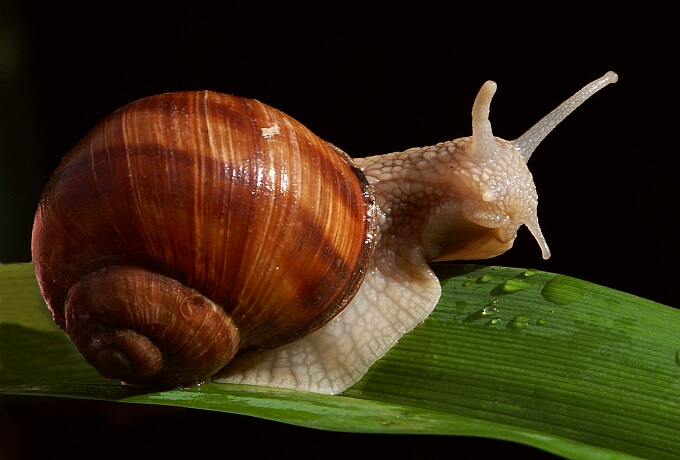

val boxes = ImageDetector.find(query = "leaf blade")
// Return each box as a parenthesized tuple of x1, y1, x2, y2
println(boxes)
(1, 263, 678, 459)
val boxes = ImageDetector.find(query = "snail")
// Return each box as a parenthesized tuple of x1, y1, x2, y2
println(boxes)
(32, 71, 617, 394)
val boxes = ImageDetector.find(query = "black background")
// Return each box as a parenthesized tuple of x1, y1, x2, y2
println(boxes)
(0, 2, 676, 459)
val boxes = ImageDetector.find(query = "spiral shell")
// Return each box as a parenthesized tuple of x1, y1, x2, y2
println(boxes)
(32, 91, 376, 386)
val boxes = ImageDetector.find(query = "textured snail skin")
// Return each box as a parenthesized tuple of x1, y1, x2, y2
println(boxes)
(32, 72, 617, 393)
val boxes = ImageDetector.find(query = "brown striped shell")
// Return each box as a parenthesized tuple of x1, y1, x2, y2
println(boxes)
(31, 91, 376, 386)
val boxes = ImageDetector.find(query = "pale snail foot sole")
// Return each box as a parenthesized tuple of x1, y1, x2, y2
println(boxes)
(213, 259, 441, 394)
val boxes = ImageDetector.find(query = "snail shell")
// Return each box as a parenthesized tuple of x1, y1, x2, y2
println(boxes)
(33, 93, 376, 385)
(32, 72, 617, 393)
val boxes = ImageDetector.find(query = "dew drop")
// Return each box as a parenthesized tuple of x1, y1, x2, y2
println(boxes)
(509, 314, 531, 330)
(479, 274, 495, 283)
(482, 301, 499, 316)
(462, 280, 473, 287)
(523, 268, 540, 277)
(501, 279, 531, 293)
(536, 317, 548, 326)
(541, 275, 584, 305)
(487, 317, 502, 325)
(464, 302, 498, 323)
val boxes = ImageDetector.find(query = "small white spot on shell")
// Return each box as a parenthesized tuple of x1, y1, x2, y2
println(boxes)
(261, 122, 280, 138)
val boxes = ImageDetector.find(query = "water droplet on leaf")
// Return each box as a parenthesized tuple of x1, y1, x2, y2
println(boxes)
(501, 279, 531, 293)
(541, 275, 584, 305)
(509, 315, 531, 330)
(465, 302, 499, 323)
(482, 301, 499, 315)
(479, 274, 495, 283)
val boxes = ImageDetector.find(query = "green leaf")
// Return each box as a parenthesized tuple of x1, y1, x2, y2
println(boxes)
(1, 262, 679, 459)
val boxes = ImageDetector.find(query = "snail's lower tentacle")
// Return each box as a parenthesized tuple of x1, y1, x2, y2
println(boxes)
(64, 266, 240, 386)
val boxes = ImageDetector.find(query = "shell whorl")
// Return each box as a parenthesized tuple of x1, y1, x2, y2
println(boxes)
(65, 266, 240, 385)
(31, 91, 376, 385)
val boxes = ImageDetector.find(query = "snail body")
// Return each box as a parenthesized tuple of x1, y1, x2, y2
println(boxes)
(32, 72, 617, 394)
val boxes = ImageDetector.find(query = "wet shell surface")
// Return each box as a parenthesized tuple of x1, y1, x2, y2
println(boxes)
(32, 92, 376, 385)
